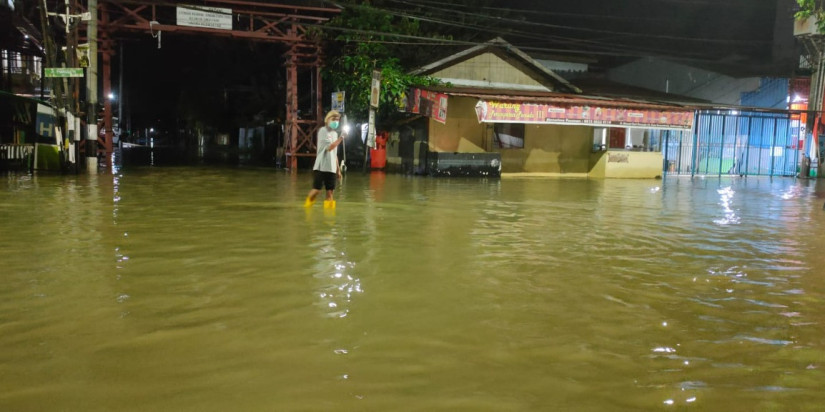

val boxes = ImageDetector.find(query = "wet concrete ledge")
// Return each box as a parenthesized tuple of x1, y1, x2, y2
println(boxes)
(501, 172, 591, 179)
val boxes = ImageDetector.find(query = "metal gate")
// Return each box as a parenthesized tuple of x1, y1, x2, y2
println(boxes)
(658, 111, 801, 177)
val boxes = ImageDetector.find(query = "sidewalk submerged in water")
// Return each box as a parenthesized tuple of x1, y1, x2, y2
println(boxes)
(501, 172, 593, 179)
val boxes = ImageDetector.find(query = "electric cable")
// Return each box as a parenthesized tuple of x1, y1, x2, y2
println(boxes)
(97, 0, 787, 76)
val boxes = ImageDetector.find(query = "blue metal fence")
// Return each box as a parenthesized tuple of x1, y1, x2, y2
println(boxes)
(660, 111, 800, 177)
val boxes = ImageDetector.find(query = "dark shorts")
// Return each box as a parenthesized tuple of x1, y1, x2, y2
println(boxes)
(312, 170, 337, 191)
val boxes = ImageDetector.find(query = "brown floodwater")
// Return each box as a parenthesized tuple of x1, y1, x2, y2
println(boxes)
(2, 160, 825, 411)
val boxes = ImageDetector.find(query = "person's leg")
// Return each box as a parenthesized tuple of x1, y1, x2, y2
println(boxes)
(323, 173, 337, 208)
(323, 191, 336, 209)
(305, 172, 324, 207)
(304, 189, 319, 207)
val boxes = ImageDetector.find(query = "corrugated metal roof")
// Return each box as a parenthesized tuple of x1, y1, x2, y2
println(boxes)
(570, 76, 710, 105)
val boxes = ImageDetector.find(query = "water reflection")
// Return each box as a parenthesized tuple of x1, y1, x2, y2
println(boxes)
(714, 186, 740, 225)
(2, 171, 825, 410)
(310, 228, 363, 319)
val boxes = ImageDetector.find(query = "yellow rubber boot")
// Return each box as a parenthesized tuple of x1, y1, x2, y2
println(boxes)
(323, 200, 336, 209)
(303, 196, 315, 208)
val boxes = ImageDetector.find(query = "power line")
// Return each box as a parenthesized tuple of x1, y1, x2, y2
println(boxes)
(370, 9, 717, 60)
(332, 2, 679, 57)
(99, 0, 782, 72)
(309, 22, 776, 71)
(381, 0, 772, 46)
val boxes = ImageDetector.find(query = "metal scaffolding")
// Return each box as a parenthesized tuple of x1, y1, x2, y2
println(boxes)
(81, 0, 339, 169)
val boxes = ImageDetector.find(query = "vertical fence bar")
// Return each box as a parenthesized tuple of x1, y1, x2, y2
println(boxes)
(779, 117, 789, 175)
(677, 130, 683, 173)
(664, 130, 670, 177)
(770, 117, 778, 177)
(757, 117, 764, 175)
(792, 113, 800, 179)
(691, 115, 700, 177)
(702, 114, 710, 175)
(719, 115, 727, 177)
(745, 116, 753, 176)
(705, 115, 714, 175)
(733, 116, 740, 175)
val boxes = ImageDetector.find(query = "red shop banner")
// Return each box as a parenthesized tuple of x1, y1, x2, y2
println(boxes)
(404, 88, 448, 124)
(475, 100, 694, 130)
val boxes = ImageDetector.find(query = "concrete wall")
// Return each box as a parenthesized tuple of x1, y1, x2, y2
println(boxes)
(590, 150, 664, 178)
(428, 97, 486, 152)
(496, 123, 592, 174)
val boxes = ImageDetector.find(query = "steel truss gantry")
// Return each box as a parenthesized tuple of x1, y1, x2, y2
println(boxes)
(88, 0, 338, 169)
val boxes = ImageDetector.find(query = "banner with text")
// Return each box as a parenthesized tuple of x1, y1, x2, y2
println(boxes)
(404, 88, 448, 124)
(177, 5, 232, 30)
(474, 100, 694, 130)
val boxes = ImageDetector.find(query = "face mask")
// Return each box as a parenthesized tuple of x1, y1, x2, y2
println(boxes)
(329, 121, 339, 129)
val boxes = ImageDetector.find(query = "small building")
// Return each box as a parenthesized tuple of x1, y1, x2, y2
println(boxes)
(391, 38, 696, 178)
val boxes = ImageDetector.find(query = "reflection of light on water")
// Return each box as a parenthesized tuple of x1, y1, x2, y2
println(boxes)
(311, 228, 364, 317)
(315, 257, 362, 318)
(780, 185, 804, 200)
(714, 186, 740, 225)
(112, 173, 122, 212)
(113, 174, 123, 266)
(111, 153, 120, 174)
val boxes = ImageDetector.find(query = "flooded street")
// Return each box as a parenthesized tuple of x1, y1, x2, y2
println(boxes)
(2, 160, 825, 411)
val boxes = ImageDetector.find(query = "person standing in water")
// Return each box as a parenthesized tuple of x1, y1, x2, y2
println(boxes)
(304, 110, 345, 209)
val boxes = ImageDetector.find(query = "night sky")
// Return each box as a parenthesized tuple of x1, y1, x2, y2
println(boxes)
(489, 0, 794, 71)
(113, 0, 797, 132)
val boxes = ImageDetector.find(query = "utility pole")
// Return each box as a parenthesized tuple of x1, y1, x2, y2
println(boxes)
(812, 56, 825, 178)
(363, 70, 381, 172)
(86, 0, 98, 173)
(118, 41, 123, 147)
(794, 13, 825, 178)
(38, 0, 62, 110)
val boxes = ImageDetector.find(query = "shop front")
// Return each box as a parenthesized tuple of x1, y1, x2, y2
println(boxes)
(395, 88, 696, 178)
(474, 97, 694, 178)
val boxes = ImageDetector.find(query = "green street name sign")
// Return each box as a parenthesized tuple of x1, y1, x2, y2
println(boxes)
(45, 68, 84, 78)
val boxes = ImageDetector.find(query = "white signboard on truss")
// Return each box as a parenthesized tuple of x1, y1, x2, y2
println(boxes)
(176, 5, 232, 30)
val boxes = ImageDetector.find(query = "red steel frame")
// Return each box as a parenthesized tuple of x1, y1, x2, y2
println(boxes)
(89, 0, 338, 169)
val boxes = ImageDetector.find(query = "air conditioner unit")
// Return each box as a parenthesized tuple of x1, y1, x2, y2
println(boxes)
(795, 16, 820, 37)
